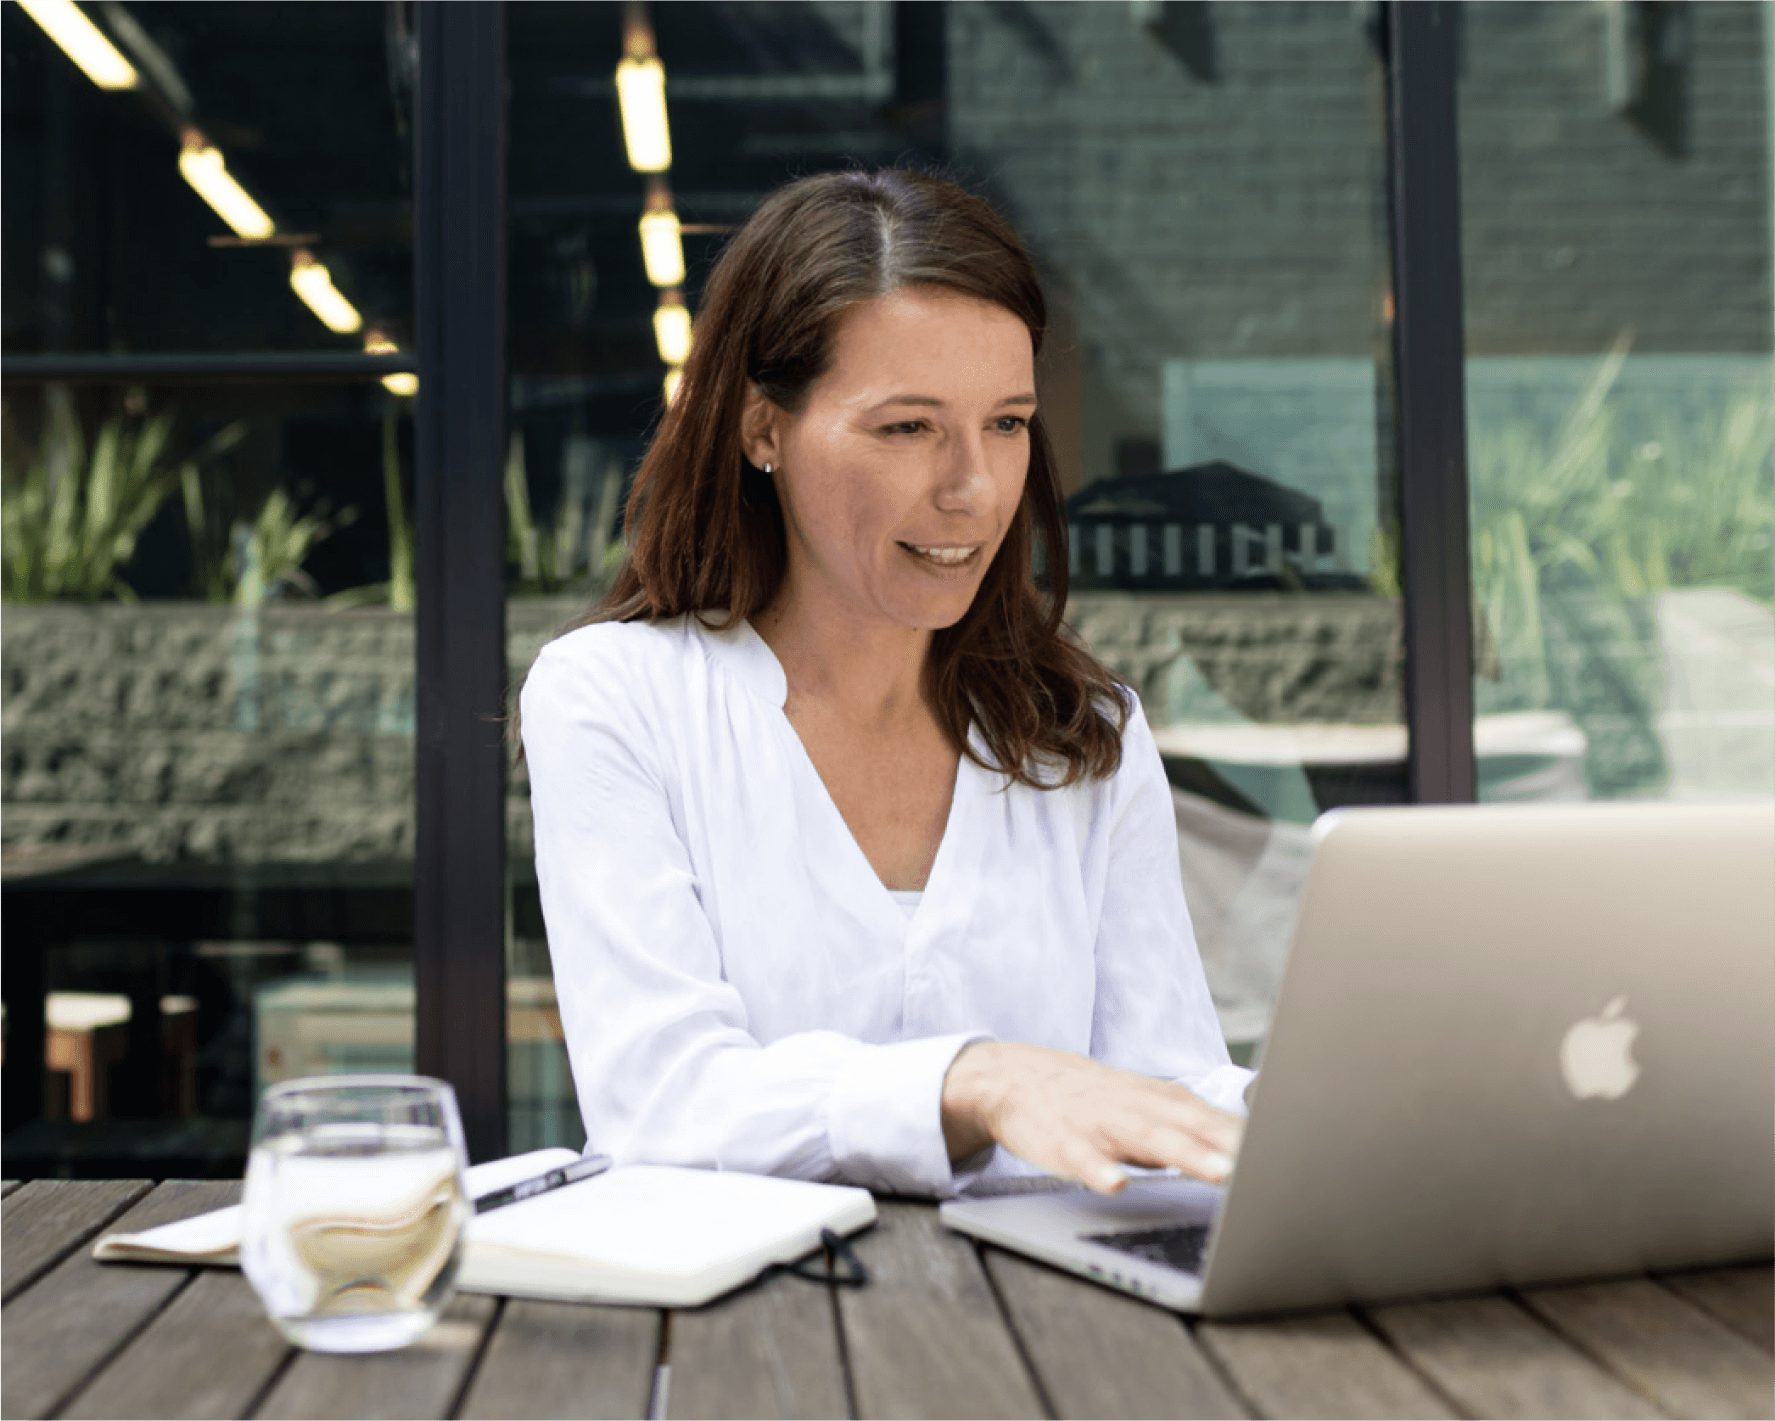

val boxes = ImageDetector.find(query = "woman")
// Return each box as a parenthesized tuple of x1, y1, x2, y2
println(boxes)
(519, 168, 1251, 1199)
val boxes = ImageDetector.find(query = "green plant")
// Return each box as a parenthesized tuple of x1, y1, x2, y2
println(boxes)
(507, 431, 570, 593)
(178, 420, 254, 601)
(384, 406, 416, 612)
(1469, 333, 1774, 711)
(506, 430, 625, 596)
(1366, 522, 1401, 598)
(181, 422, 353, 607)
(324, 404, 413, 611)
(1627, 388, 1775, 599)
(2, 405, 179, 603)
(327, 418, 626, 610)
(234, 487, 354, 606)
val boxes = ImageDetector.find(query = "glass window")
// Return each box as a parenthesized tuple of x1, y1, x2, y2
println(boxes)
(2, 376, 417, 1175)
(3, 2, 413, 357)
(1457, 1, 1774, 804)
(503, 0, 1402, 1144)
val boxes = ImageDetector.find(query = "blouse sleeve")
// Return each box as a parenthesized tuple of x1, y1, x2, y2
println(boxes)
(520, 637, 988, 1198)
(1088, 686, 1256, 1115)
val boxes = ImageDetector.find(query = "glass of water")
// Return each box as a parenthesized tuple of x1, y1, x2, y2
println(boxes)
(241, 1074, 470, 1353)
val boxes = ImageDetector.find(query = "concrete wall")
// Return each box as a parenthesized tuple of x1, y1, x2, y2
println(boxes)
(1, 593, 1404, 864)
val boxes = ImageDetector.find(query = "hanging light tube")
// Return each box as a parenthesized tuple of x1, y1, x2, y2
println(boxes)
(639, 180, 685, 287)
(290, 250, 362, 335)
(365, 331, 418, 396)
(653, 290, 692, 366)
(18, 0, 138, 90)
(617, 57, 671, 173)
(618, 2, 671, 173)
(639, 209, 685, 288)
(663, 366, 684, 406)
(178, 135, 275, 240)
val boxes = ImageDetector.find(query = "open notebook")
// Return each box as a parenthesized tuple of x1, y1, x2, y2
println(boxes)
(92, 1148, 878, 1308)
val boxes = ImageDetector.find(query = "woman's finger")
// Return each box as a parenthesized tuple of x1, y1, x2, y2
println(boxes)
(1093, 1092, 1242, 1181)
(1049, 1134, 1130, 1195)
(1156, 1081, 1246, 1153)
(1088, 1161, 1130, 1194)
(1131, 1119, 1236, 1183)
(1078, 1108, 1230, 1186)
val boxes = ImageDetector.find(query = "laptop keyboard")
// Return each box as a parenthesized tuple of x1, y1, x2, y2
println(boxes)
(1084, 1223, 1211, 1275)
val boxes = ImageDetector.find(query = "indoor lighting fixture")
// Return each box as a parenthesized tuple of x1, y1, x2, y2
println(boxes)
(178, 137, 275, 240)
(18, 0, 138, 90)
(365, 332, 418, 396)
(653, 292, 692, 366)
(639, 207, 685, 288)
(289, 251, 362, 335)
(616, 57, 671, 172)
(663, 366, 683, 405)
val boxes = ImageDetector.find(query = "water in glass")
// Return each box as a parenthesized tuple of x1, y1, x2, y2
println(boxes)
(242, 1076, 469, 1353)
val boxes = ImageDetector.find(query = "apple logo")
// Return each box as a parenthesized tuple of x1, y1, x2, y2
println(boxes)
(1559, 996, 1642, 1100)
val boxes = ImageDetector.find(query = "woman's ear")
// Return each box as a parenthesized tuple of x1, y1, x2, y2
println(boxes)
(739, 384, 783, 471)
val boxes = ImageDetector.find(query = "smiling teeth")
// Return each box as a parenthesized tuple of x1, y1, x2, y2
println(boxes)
(909, 545, 976, 564)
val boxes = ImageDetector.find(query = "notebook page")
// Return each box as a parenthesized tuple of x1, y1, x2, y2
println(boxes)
(90, 1148, 583, 1264)
(458, 1166, 878, 1302)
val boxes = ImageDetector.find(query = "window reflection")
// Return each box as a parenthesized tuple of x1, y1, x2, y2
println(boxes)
(1458, 1, 1774, 804)
(3, 2, 413, 357)
(2, 380, 418, 1174)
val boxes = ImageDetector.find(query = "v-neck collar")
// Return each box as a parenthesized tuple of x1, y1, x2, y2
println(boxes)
(691, 609, 985, 928)
(691, 609, 789, 707)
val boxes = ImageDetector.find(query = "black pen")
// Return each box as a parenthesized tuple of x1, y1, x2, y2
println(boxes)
(472, 1154, 614, 1214)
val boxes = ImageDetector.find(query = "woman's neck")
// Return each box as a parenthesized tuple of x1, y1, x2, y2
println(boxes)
(751, 595, 936, 737)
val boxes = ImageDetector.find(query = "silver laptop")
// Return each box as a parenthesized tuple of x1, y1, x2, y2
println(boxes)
(940, 799, 1775, 1317)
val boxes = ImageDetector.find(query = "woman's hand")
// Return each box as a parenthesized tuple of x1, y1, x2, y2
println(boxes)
(941, 1041, 1245, 1194)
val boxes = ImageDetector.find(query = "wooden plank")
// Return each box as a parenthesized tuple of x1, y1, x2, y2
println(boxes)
(1521, 1275, 1775, 1420)
(63, 1269, 289, 1420)
(457, 1299, 658, 1420)
(0, 1180, 234, 1420)
(0, 1178, 153, 1303)
(255, 1290, 499, 1420)
(836, 1201, 1046, 1420)
(1365, 1293, 1661, 1420)
(1655, 1265, 1774, 1355)
(1196, 1310, 1457, 1420)
(667, 1273, 851, 1420)
(981, 1245, 1247, 1419)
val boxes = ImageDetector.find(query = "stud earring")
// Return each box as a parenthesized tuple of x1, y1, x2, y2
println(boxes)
(763, 462, 774, 475)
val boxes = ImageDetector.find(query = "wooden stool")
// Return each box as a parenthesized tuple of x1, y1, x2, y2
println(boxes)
(44, 992, 200, 1121)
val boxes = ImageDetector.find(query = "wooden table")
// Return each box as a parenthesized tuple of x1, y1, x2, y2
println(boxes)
(3, 1179, 1769, 1420)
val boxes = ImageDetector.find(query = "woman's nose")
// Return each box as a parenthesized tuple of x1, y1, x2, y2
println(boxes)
(934, 431, 995, 510)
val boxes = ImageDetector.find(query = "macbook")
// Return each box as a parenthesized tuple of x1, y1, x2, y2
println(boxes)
(939, 800, 1775, 1317)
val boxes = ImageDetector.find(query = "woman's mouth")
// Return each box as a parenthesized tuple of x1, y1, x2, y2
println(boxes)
(899, 542, 984, 573)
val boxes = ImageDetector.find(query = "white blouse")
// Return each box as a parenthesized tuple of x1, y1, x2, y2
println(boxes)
(519, 610, 1253, 1198)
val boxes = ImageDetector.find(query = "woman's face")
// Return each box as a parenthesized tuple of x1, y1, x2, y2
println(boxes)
(744, 284, 1036, 635)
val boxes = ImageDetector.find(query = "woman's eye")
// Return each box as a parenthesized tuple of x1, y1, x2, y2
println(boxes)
(881, 416, 1028, 436)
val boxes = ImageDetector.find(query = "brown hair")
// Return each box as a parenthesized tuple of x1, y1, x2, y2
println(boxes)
(525, 167, 1133, 790)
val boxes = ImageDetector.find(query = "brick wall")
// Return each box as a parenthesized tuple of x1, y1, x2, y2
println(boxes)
(947, 1, 1770, 486)
(1458, 1, 1770, 357)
